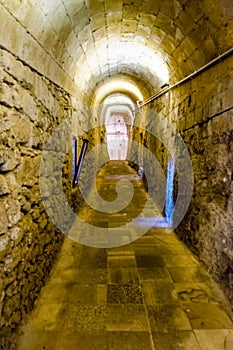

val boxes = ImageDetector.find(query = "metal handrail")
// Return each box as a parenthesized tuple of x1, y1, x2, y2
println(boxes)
(134, 46, 233, 114)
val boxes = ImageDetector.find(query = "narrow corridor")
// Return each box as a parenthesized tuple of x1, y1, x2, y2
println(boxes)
(1, 1, 233, 349)
(16, 162, 233, 350)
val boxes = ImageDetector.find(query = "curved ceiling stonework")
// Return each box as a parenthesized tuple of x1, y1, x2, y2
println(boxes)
(2, 0, 233, 101)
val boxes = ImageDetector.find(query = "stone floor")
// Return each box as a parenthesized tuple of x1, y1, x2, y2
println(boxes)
(16, 161, 233, 350)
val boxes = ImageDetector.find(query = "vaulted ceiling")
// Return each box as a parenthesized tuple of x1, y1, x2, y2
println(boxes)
(2, 0, 233, 102)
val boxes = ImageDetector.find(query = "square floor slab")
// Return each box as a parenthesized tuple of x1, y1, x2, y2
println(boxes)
(152, 330, 201, 350)
(107, 284, 143, 304)
(21, 303, 68, 332)
(106, 305, 149, 331)
(57, 331, 107, 350)
(107, 268, 140, 284)
(167, 266, 208, 283)
(162, 254, 199, 267)
(138, 267, 170, 283)
(36, 282, 72, 305)
(107, 331, 152, 350)
(142, 282, 175, 305)
(79, 248, 107, 268)
(136, 255, 164, 267)
(76, 268, 107, 284)
(182, 303, 233, 329)
(64, 304, 106, 331)
(148, 304, 192, 331)
(108, 255, 137, 268)
(194, 329, 233, 350)
(47, 268, 80, 285)
(16, 331, 60, 350)
(69, 284, 107, 305)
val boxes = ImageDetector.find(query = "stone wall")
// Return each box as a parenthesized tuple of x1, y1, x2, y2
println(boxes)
(150, 55, 233, 307)
(0, 47, 90, 349)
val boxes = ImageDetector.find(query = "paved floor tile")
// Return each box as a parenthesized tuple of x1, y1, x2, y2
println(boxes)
(106, 305, 149, 331)
(162, 254, 200, 266)
(182, 303, 233, 329)
(16, 331, 60, 350)
(76, 268, 107, 284)
(194, 329, 233, 350)
(142, 282, 175, 304)
(79, 247, 107, 268)
(136, 254, 165, 267)
(16, 161, 233, 350)
(108, 255, 137, 268)
(46, 268, 80, 284)
(138, 267, 170, 282)
(64, 304, 106, 331)
(58, 331, 107, 350)
(148, 304, 192, 331)
(107, 284, 143, 304)
(39, 286, 70, 306)
(168, 266, 207, 283)
(107, 331, 152, 350)
(69, 284, 107, 305)
(152, 331, 201, 350)
(107, 268, 140, 284)
(21, 303, 68, 332)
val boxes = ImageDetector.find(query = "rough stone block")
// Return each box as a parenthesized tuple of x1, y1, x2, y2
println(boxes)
(17, 156, 40, 187)
(0, 175, 9, 196)
(2, 292, 21, 318)
(4, 198, 21, 227)
(1, 83, 20, 109)
(0, 148, 21, 172)
(18, 89, 39, 121)
(0, 235, 10, 259)
(122, 19, 138, 33)
(106, 0, 123, 12)
(91, 14, 106, 32)
(8, 113, 32, 145)
(106, 12, 122, 26)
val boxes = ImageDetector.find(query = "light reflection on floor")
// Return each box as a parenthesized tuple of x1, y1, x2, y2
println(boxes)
(134, 216, 173, 228)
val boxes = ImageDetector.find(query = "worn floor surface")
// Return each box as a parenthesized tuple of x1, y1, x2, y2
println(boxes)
(16, 161, 233, 350)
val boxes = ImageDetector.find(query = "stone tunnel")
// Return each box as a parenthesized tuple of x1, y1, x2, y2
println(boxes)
(0, 0, 233, 349)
